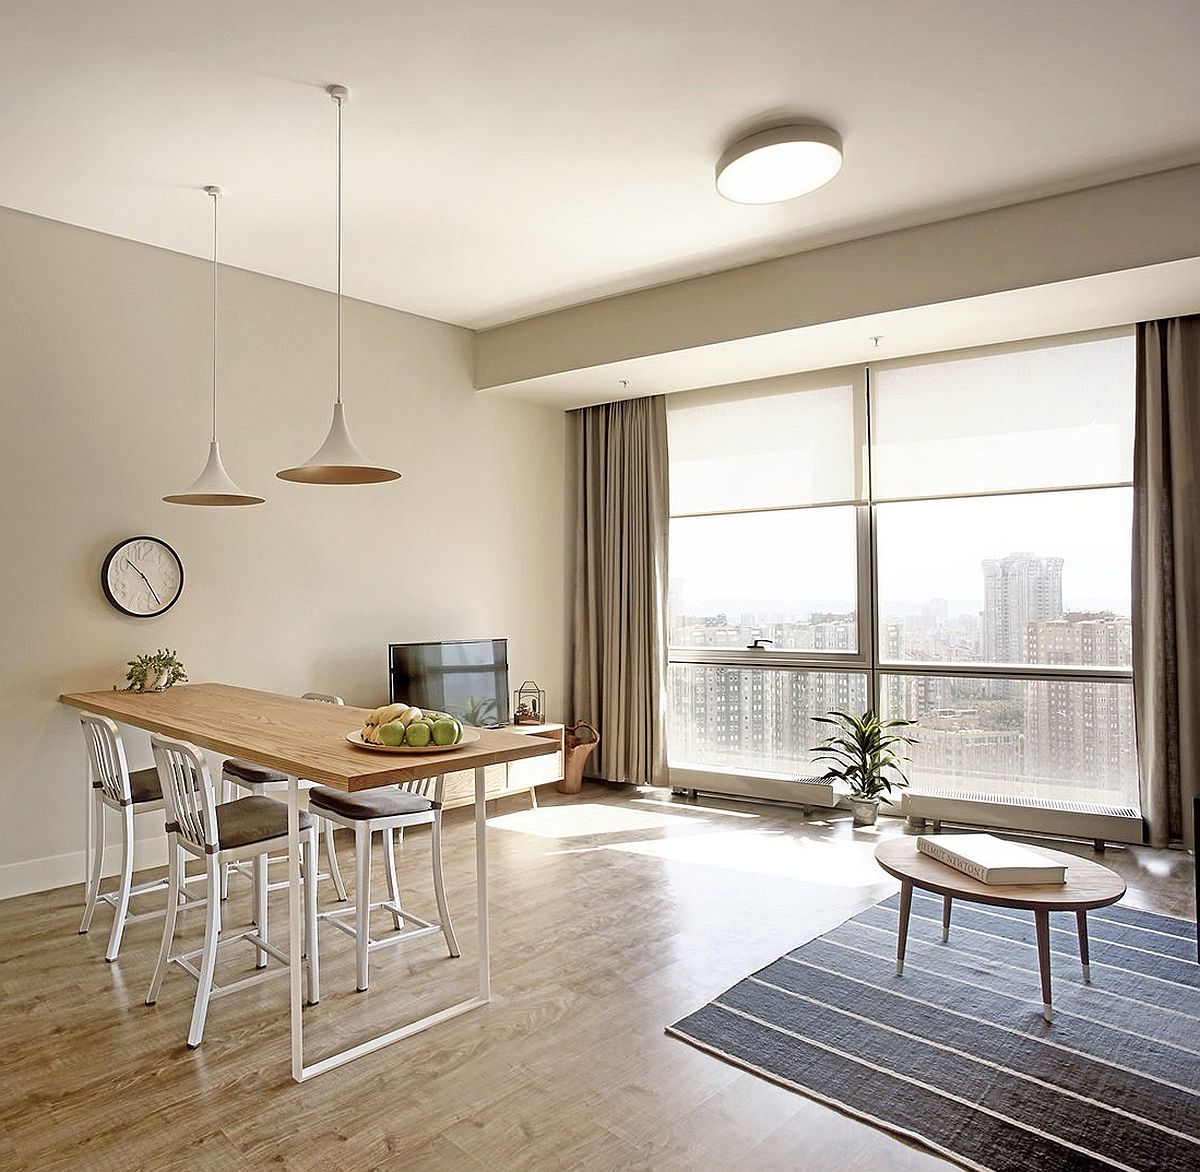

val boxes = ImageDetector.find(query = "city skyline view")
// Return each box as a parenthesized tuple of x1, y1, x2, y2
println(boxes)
(668, 533, 1137, 808)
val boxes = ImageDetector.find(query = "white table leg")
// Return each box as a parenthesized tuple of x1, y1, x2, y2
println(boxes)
(289, 764, 493, 1082)
(287, 775, 304, 1082)
(475, 764, 491, 1003)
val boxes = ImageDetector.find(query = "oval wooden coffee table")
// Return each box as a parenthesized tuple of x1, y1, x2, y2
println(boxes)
(874, 837, 1126, 1022)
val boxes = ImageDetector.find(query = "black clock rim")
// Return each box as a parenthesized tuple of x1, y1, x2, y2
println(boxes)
(101, 536, 184, 619)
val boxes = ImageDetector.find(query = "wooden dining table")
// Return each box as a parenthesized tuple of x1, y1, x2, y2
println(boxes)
(60, 682, 559, 1081)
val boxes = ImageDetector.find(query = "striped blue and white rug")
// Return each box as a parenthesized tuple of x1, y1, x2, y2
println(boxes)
(668, 892, 1199, 1172)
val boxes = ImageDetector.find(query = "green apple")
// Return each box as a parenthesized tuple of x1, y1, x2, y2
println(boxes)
(431, 718, 459, 746)
(378, 721, 407, 747)
(404, 721, 432, 748)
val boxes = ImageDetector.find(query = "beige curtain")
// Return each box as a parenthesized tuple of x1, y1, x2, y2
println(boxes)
(1133, 316, 1200, 849)
(569, 395, 669, 785)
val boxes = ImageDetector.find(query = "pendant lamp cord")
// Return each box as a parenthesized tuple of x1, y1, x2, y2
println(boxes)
(335, 90, 343, 405)
(210, 187, 219, 443)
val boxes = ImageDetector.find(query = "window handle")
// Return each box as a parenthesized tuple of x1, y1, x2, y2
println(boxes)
(747, 638, 774, 650)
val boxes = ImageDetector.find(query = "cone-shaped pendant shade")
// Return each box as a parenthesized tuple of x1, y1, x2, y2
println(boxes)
(276, 85, 401, 486)
(164, 441, 266, 505)
(164, 186, 264, 507)
(276, 402, 401, 484)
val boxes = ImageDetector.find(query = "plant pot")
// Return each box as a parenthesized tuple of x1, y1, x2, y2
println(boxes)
(848, 796, 880, 827)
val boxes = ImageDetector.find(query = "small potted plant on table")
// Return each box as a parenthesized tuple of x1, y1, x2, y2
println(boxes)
(118, 649, 188, 694)
(810, 709, 916, 827)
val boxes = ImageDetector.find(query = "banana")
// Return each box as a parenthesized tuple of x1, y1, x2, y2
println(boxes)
(364, 702, 407, 729)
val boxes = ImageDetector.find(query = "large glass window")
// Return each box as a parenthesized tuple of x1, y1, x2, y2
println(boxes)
(879, 674, 1137, 808)
(665, 331, 1138, 811)
(669, 664, 868, 774)
(669, 507, 859, 651)
(876, 489, 1133, 668)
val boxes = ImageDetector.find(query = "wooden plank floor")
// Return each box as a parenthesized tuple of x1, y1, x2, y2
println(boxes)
(0, 785, 1193, 1171)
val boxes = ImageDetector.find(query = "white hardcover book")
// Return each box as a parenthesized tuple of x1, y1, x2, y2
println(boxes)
(916, 833, 1067, 885)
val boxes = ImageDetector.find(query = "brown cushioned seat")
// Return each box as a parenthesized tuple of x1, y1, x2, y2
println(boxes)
(128, 767, 165, 805)
(213, 796, 313, 850)
(309, 786, 436, 821)
(223, 758, 290, 785)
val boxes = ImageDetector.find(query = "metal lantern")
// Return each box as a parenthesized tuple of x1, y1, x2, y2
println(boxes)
(513, 680, 546, 725)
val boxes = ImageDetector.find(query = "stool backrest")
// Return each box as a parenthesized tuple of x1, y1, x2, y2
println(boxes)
(302, 692, 344, 705)
(151, 734, 218, 852)
(399, 774, 445, 804)
(80, 713, 131, 805)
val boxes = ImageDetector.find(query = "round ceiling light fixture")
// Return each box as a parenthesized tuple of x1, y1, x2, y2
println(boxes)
(716, 123, 843, 204)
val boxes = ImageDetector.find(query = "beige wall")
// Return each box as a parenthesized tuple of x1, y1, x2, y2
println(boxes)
(0, 206, 568, 898)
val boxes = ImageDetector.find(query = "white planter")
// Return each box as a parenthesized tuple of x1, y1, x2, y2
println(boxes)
(849, 796, 880, 827)
(141, 668, 167, 692)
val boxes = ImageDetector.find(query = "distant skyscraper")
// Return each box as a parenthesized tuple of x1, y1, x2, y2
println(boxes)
(982, 553, 1064, 663)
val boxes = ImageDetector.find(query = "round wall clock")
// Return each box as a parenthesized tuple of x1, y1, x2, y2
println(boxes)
(101, 536, 184, 618)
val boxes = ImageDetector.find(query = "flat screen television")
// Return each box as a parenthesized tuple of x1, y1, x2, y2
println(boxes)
(388, 639, 510, 728)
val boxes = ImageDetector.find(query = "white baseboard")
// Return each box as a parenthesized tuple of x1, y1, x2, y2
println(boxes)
(0, 834, 170, 903)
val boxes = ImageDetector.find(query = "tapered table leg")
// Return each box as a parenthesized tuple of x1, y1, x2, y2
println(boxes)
(896, 880, 913, 976)
(942, 895, 952, 943)
(1076, 909, 1091, 982)
(1034, 909, 1053, 1022)
(287, 776, 304, 1081)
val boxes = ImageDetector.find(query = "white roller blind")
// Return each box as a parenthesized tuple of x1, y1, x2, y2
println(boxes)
(667, 376, 861, 515)
(871, 334, 1135, 500)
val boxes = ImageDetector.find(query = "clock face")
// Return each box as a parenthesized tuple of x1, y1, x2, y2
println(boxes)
(101, 537, 184, 618)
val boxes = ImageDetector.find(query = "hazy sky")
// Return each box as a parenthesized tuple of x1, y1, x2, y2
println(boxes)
(670, 488, 1132, 618)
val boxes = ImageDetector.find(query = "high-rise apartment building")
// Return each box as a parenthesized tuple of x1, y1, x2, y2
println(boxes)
(982, 553, 1064, 663)
(1024, 612, 1135, 798)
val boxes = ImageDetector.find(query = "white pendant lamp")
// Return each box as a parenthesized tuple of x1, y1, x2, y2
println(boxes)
(716, 123, 843, 204)
(164, 186, 265, 506)
(277, 85, 400, 485)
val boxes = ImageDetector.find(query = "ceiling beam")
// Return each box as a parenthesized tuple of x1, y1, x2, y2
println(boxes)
(474, 164, 1200, 392)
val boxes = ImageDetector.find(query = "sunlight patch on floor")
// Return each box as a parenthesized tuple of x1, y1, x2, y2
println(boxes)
(629, 798, 760, 820)
(602, 826, 891, 887)
(487, 803, 707, 838)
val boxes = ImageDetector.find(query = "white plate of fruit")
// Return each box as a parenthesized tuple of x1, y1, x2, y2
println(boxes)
(347, 703, 480, 753)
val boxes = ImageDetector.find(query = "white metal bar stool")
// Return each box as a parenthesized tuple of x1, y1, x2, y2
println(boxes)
(78, 713, 203, 961)
(309, 773, 459, 991)
(146, 733, 320, 1048)
(221, 691, 348, 901)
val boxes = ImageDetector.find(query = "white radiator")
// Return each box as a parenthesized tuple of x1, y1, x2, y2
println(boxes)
(902, 790, 1143, 847)
(670, 765, 837, 810)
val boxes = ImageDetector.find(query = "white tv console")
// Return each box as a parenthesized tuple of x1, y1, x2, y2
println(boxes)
(440, 722, 565, 810)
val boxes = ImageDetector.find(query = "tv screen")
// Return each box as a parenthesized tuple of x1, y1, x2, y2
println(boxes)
(388, 639, 510, 727)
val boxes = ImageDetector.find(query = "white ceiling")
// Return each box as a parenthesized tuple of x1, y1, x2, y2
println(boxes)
(2, 1, 1200, 329)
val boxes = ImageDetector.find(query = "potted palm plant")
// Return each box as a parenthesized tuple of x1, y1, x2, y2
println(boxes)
(810, 709, 917, 827)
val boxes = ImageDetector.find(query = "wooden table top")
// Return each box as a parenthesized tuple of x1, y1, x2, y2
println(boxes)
(60, 683, 557, 792)
(874, 836, 1126, 912)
